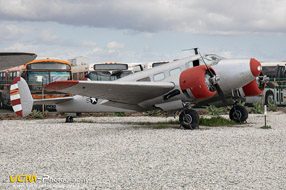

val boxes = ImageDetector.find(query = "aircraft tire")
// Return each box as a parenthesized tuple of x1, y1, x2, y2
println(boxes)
(265, 91, 274, 105)
(66, 116, 74, 123)
(229, 105, 248, 123)
(179, 109, 199, 130)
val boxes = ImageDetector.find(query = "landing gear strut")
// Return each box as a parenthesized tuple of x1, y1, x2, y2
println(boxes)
(66, 116, 74, 123)
(229, 104, 248, 123)
(179, 103, 199, 130)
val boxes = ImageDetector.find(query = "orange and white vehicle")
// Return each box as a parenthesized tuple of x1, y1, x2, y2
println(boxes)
(0, 65, 25, 107)
(0, 58, 72, 108)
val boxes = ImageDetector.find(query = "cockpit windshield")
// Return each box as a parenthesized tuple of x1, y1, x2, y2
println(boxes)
(202, 54, 225, 66)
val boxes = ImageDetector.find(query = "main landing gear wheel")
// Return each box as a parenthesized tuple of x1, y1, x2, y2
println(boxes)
(66, 116, 74, 123)
(229, 105, 248, 123)
(265, 91, 274, 105)
(179, 109, 199, 130)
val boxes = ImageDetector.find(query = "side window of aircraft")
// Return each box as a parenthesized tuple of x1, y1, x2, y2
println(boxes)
(170, 68, 181, 76)
(154, 72, 165, 81)
(186, 61, 192, 68)
(137, 77, 151, 82)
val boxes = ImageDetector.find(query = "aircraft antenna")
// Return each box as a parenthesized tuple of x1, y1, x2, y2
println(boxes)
(182, 48, 199, 55)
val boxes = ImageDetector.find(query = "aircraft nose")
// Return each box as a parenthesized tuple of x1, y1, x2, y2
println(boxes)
(250, 58, 262, 77)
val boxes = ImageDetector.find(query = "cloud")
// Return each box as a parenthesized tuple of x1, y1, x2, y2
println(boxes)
(37, 29, 61, 44)
(79, 40, 97, 47)
(0, 0, 285, 34)
(106, 41, 125, 53)
(0, 22, 29, 40)
(0, 42, 38, 52)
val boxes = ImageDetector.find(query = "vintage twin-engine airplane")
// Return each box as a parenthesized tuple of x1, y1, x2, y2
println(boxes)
(11, 50, 266, 129)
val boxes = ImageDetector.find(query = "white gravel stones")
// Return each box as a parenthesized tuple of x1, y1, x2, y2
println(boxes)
(1, 112, 286, 189)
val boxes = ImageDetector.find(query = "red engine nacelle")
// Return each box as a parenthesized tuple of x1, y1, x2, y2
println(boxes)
(242, 78, 265, 97)
(179, 65, 216, 100)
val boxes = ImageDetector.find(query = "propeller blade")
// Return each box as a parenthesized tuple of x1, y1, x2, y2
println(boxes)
(199, 51, 227, 105)
(214, 84, 228, 106)
(199, 52, 215, 78)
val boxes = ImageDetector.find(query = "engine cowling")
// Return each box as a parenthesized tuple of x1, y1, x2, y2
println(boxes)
(242, 78, 265, 96)
(179, 65, 217, 100)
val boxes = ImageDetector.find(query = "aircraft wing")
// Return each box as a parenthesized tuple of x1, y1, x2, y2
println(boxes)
(33, 96, 74, 105)
(0, 52, 37, 70)
(45, 81, 175, 104)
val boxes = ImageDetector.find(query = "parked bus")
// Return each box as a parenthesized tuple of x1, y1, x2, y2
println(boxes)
(0, 65, 25, 108)
(0, 59, 72, 108)
(246, 61, 286, 105)
(87, 62, 143, 81)
(145, 61, 170, 69)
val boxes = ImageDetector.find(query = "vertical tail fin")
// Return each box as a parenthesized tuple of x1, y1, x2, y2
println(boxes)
(10, 77, 33, 117)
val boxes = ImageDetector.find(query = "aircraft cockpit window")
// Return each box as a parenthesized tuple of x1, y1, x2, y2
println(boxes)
(154, 72, 165, 81)
(203, 54, 224, 66)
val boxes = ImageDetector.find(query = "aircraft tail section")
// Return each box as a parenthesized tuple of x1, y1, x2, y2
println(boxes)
(10, 77, 33, 117)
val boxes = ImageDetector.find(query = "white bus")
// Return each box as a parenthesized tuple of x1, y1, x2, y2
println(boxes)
(87, 62, 143, 81)
(246, 61, 286, 105)
(144, 61, 170, 69)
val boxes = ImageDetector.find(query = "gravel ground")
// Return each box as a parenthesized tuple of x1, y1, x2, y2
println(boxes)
(1, 112, 286, 189)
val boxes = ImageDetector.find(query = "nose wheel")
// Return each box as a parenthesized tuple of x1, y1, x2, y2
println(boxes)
(229, 104, 248, 123)
(179, 109, 199, 129)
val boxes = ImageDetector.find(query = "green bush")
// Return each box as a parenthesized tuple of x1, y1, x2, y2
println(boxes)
(251, 103, 264, 114)
(268, 104, 278, 112)
(206, 105, 224, 116)
(260, 125, 272, 129)
(143, 110, 165, 116)
(238, 102, 246, 107)
(43, 110, 49, 117)
(199, 116, 238, 126)
(30, 110, 44, 119)
(110, 112, 126, 117)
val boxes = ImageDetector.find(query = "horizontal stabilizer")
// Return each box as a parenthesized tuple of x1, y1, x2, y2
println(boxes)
(34, 96, 74, 105)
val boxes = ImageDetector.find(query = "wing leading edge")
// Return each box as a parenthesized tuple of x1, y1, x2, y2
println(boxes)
(45, 81, 175, 105)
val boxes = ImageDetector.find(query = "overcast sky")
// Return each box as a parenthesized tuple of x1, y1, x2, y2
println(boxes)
(0, 0, 286, 63)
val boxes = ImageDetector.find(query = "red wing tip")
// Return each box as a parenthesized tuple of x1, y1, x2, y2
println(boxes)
(45, 81, 79, 91)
